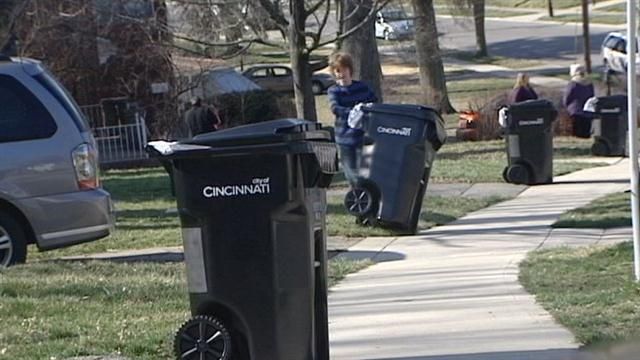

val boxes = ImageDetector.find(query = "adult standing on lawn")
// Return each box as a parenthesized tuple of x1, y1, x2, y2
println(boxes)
(184, 97, 221, 137)
(328, 53, 378, 186)
(563, 64, 595, 138)
(507, 72, 538, 104)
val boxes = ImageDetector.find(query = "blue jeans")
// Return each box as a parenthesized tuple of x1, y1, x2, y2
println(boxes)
(339, 144, 361, 186)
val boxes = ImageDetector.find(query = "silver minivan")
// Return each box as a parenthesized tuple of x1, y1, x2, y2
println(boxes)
(0, 56, 114, 267)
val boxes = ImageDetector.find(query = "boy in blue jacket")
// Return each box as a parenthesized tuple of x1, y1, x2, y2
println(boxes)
(327, 53, 378, 186)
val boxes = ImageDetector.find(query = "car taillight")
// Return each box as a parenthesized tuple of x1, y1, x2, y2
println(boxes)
(72, 143, 99, 190)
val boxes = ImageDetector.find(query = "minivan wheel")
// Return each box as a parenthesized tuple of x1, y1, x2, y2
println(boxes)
(0, 211, 28, 268)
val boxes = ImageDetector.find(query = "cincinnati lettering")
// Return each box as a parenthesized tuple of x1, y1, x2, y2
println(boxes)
(377, 126, 412, 137)
(518, 118, 544, 126)
(203, 178, 271, 198)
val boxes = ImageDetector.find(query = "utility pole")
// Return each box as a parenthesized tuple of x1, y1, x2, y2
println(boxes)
(581, 0, 591, 73)
(547, 0, 553, 17)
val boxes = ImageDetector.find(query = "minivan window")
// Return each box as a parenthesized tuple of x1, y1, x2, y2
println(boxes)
(0, 75, 57, 143)
(381, 10, 407, 21)
(604, 36, 619, 49)
(33, 71, 90, 132)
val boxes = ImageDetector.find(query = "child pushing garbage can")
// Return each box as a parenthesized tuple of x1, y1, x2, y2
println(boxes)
(342, 103, 446, 234)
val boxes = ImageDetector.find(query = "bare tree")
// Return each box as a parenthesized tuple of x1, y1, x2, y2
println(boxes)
(581, 0, 591, 73)
(411, 0, 455, 113)
(340, 0, 383, 101)
(171, 0, 390, 121)
(448, 0, 487, 57)
(282, 0, 390, 120)
(471, 0, 487, 57)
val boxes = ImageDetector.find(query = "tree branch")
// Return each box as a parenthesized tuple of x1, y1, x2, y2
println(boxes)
(314, 0, 391, 50)
(305, 0, 326, 17)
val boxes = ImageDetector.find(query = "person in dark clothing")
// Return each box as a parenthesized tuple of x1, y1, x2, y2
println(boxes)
(184, 97, 220, 137)
(508, 72, 538, 104)
(563, 64, 595, 138)
(327, 53, 378, 186)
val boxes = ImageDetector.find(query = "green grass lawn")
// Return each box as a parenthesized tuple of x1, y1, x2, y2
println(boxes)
(554, 192, 631, 229)
(433, 0, 581, 9)
(27, 166, 512, 258)
(435, 6, 536, 18)
(520, 242, 640, 345)
(540, 13, 626, 25)
(445, 51, 546, 70)
(432, 136, 605, 183)
(598, 3, 626, 12)
(0, 259, 370, 359)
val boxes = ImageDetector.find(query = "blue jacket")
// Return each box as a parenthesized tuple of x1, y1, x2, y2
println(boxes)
(327, 81, 377, 146)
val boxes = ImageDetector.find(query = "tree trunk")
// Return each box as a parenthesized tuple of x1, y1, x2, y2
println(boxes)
(581, 0, 591, 73)
(290, 0, 317, 121)
(411, 0, 455, 114)
(471, 0, 487, 57)
(341, 0, 384, 101)
(547, 0, 554, 17)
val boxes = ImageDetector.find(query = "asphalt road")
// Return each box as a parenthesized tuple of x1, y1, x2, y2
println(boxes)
(435, 17, 621, 66)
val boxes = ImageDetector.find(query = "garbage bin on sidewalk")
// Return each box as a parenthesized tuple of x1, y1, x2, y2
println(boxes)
(343, 104, 446, 234)
(148, 119, 338, 360)
(587, 95, 628, 156)
(501, 99, 557, 185)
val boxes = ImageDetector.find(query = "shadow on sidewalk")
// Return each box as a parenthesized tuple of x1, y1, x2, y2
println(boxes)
(366, 348, 582, 360)
(553, 179, 630, 185)
(334, 250, 406, 263)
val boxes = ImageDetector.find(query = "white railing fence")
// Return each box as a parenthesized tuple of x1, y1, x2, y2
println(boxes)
(81, 104, 149, 164)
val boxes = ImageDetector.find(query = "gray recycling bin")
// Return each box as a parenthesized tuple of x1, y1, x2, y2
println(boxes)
(589, 95, 628, 156)
(502, 99, 557, 185)
(148, 119, 338, 360)
(343, 104, 446, 234)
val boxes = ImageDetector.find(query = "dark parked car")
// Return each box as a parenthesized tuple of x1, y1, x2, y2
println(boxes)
(242, 65, 335, 95)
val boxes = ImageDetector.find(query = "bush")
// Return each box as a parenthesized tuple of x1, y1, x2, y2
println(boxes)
(460, 87, 576, 141)
(212, 90, 296, 129)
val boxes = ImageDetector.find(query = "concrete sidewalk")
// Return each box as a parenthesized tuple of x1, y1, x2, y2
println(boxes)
(328, 160, 630, 360)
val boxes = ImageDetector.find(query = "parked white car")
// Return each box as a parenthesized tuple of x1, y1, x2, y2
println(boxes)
(602, 31, 640, 74)
(375, 8, 414, 40)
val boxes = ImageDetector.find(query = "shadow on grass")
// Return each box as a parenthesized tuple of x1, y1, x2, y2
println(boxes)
(554, 146, 593, 157)
(553, 217, 631, 229)
(436, 147, 503, 161)
(421, 211, 457, 226)
(103, 173, 173, 203)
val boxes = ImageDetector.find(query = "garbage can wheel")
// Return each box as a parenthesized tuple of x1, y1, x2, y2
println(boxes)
(174, 315, 232, 360)
(344, 187, 375, 216)
(591, 139, 610, 156)
(505, 163, 531, 185)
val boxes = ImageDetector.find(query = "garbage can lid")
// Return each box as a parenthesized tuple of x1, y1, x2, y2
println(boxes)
(508, 99, 555, 111)
(185, 118, 331, 147)
(594, 94, 628, 113)
(507, 99, 558, 121)
(362, 103, 440, 122)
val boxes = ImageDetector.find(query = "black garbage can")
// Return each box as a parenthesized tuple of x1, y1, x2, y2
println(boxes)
(343, 104, 446, 234)
(148, 119, 338, 360)
(589, 95, 628, 156)
(502, 99, 557, 185)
